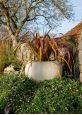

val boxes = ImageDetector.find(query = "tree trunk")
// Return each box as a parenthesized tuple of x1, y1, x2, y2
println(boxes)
(6, 26, 17, 49)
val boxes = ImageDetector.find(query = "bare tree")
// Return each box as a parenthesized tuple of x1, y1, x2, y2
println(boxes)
(0, 0, 73, 46)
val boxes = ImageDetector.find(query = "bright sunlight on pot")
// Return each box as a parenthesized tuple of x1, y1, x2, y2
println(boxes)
(25, 61, 62, 81)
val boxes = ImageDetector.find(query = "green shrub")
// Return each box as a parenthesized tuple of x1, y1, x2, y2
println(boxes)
(0, 34, 21, 73)
(0, 75, 82, 114)
(29, 78, 82, 114)
(0, 42, 21, 73)
(0, 75, 38, 113)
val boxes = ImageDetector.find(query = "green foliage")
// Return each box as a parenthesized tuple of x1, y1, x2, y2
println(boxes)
(0, 75, 82, 114)
(7, 47, 22, 71)
(0, 75, 38, 113)
(0, 41, 21, 72)
(30, 79, 82, 114)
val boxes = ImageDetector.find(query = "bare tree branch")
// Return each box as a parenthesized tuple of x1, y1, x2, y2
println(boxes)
(0, 0, 73, 38)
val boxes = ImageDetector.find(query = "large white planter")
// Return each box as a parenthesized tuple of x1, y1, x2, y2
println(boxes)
(25, 61, 62, 81)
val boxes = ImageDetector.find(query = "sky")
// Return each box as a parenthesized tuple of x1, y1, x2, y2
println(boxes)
(39, 0, 82, 35)
(56, 0, 82, 34)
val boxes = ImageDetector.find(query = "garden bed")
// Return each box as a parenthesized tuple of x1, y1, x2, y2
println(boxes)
(0, 75, 82, 114)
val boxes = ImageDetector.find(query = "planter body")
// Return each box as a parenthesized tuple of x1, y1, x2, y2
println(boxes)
(25, 61, 62, 81)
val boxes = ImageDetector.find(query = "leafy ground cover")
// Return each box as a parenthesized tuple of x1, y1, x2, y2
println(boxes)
(0, 75, 82, 114)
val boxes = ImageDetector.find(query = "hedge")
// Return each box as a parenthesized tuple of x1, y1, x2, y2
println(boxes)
(0, 75, 82, 114)
(0, 75, 38, 113)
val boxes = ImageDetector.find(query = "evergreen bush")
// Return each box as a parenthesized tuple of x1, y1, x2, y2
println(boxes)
(0, 75, 82, 114)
